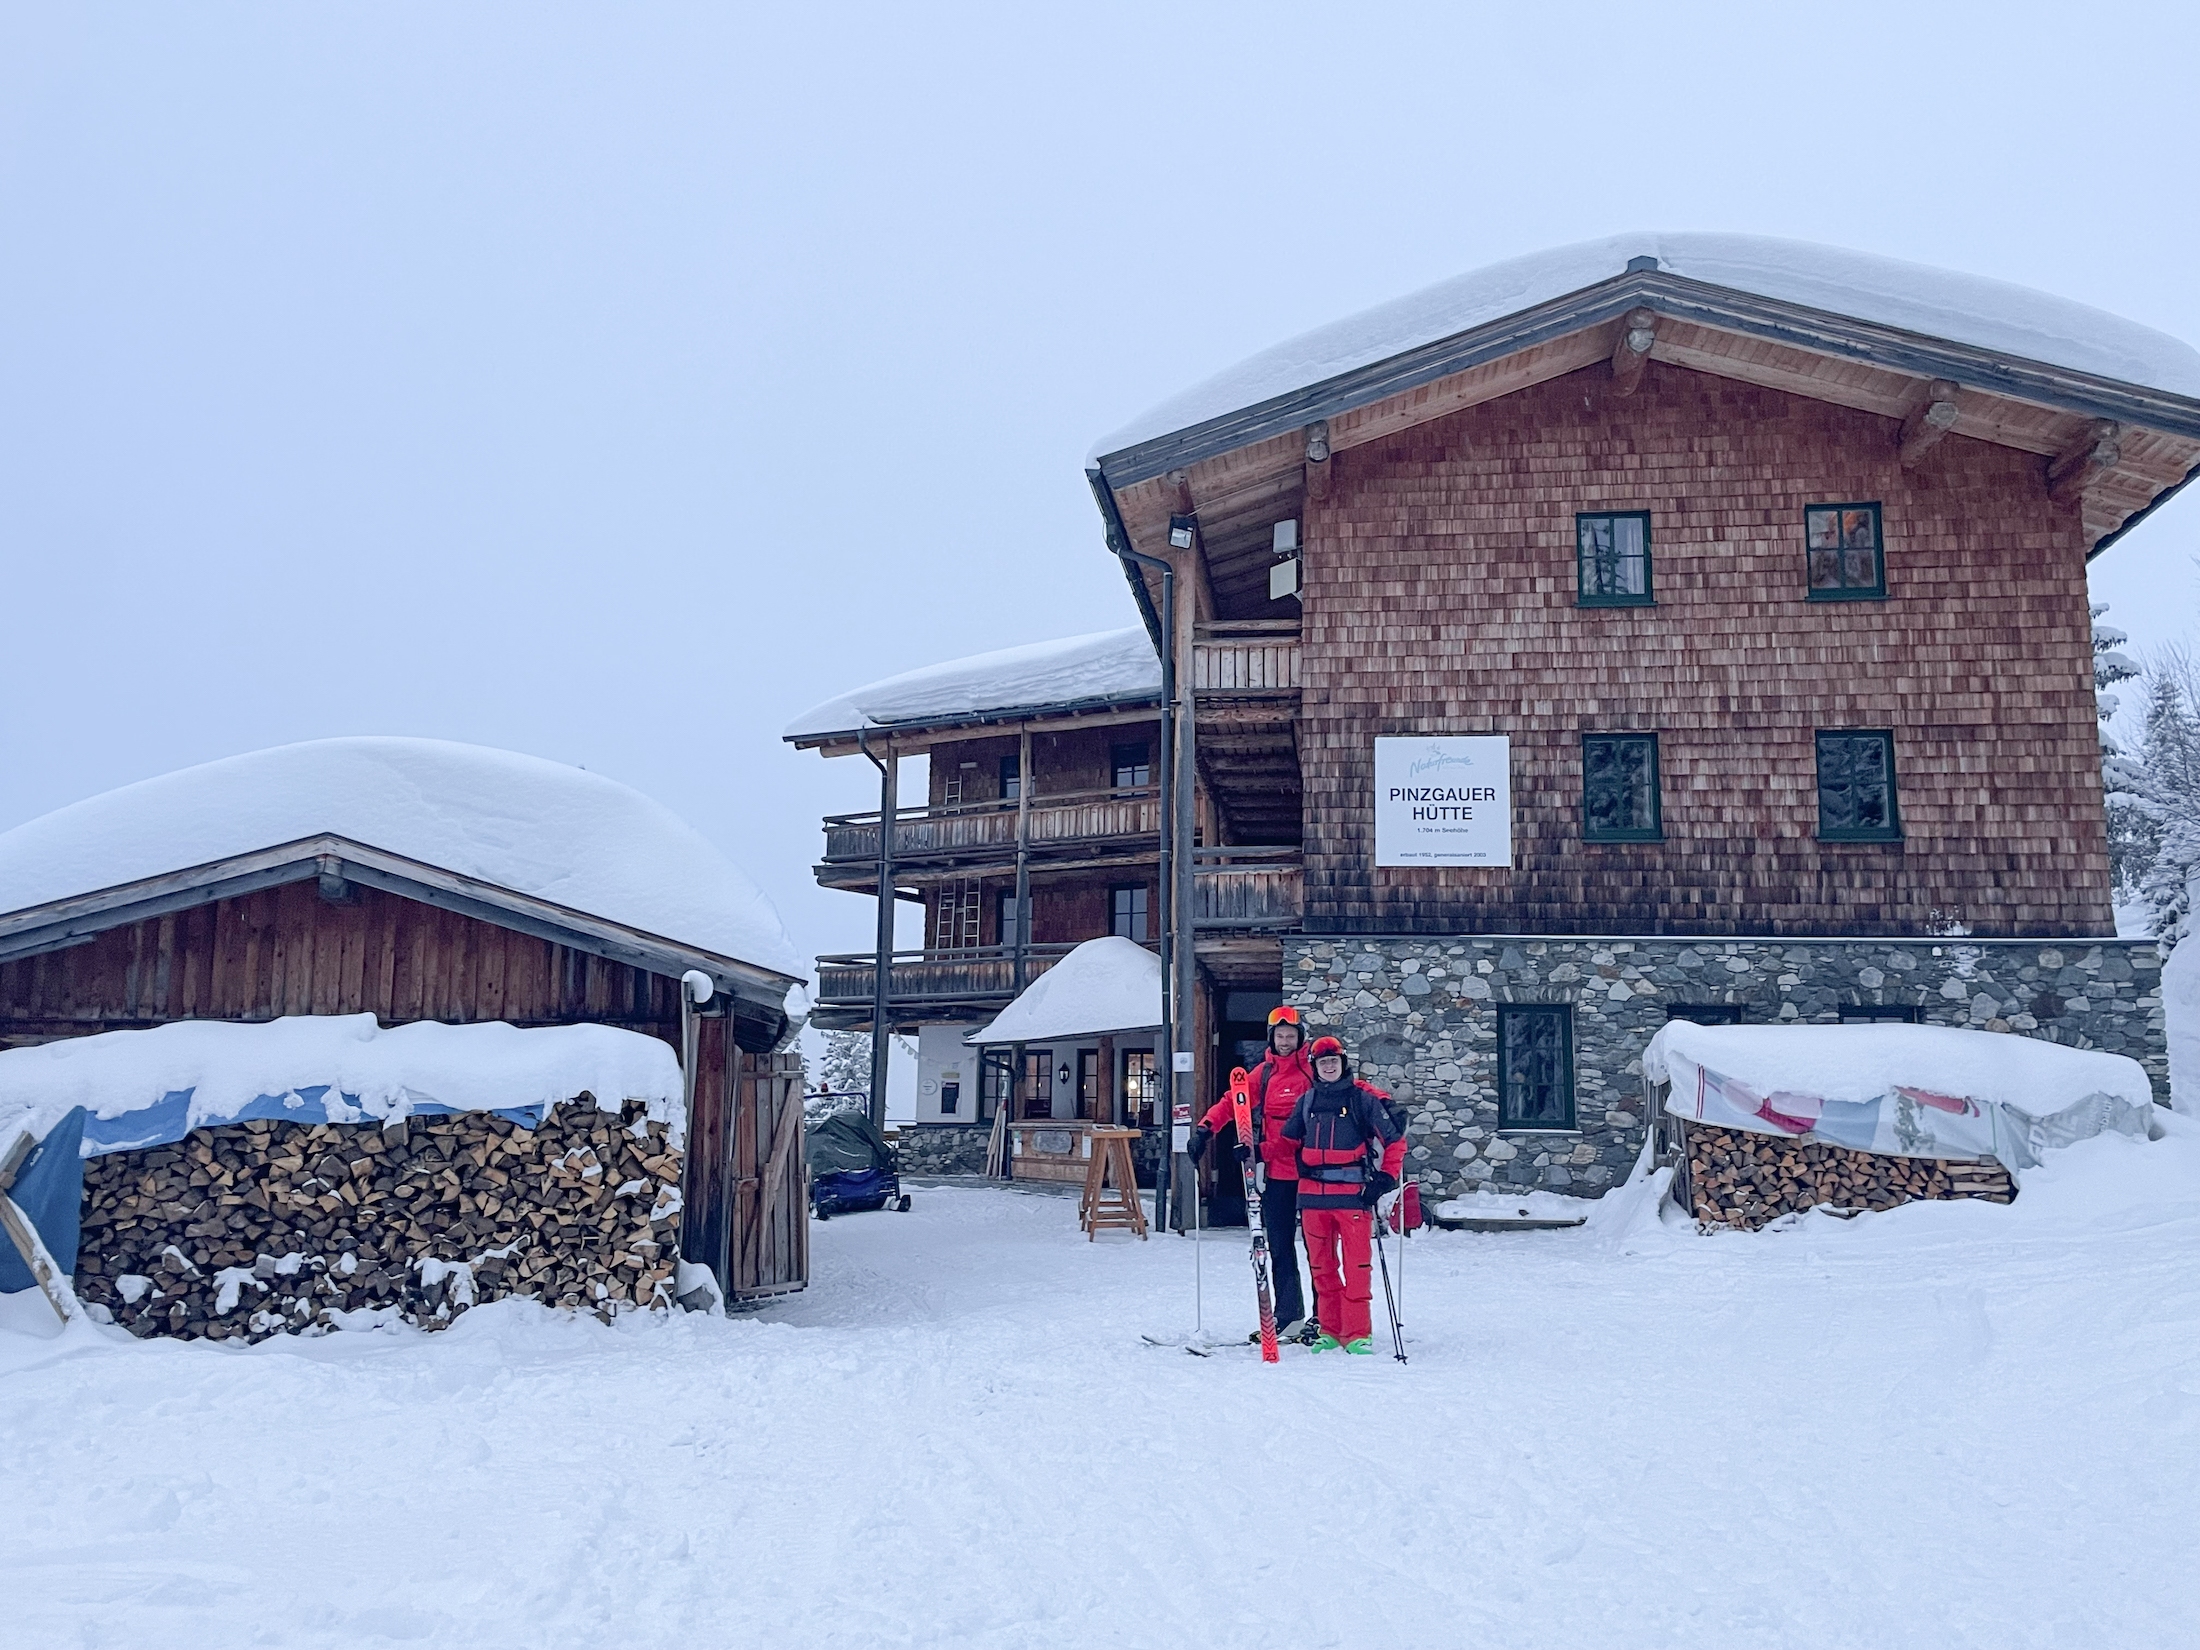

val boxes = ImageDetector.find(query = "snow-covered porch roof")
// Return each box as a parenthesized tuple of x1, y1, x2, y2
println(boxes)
(1090, 232, 2200, 619)
(964, 937, 1162, 1047)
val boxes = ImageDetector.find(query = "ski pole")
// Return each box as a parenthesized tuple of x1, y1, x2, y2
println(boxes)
(1193, 1151, 1203, 1333)
(1372, 1217, 1406, 1364)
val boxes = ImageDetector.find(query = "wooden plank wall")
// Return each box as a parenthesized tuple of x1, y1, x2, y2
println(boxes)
(0, 881, 685, 1049)
(1301, 360, 2116, 937)
(731, 1050, 808, 1299)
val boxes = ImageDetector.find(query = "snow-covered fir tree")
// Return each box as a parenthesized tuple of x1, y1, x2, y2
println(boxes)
(2092, 605, 2148, 900)
(2116, 646, 2200, 949)
(806, 1029, 917, 1121)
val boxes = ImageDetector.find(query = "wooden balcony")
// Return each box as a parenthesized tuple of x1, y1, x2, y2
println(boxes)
(1193, 623, 1300, 696)
(821, 785, 1160, 871)
(812, 857, 1303, 1027)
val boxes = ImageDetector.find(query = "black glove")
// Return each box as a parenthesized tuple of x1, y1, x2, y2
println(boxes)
(1363, 1170, 1399, 1209)
(1187, 1123, 1212, 1164)
(1233, 1141, 1254, 1164)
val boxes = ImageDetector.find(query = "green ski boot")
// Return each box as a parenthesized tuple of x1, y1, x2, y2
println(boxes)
(1309, 1333, 1344, 1353)
(1343, 1336, 1376, 1355)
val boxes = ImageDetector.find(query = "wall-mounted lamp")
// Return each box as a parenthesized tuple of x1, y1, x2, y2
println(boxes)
(1057, 1064, 1072, 1086)
(1167, 514, 1197, 550)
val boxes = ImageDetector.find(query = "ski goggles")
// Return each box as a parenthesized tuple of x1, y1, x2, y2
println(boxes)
(1266, 1006, 1302, 1027)
(1307, 1035, 1346, 1062)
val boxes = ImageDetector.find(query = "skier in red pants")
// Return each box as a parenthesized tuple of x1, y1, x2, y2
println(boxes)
(1187, 1006, 1315, 1341)
(1282, 1036, 1405, 1354)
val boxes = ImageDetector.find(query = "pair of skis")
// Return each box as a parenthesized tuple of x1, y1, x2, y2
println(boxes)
(1227, 1065, 1281, 1364)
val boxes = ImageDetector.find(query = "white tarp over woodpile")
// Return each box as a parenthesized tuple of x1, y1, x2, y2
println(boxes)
(1092, 231, 2200, 458)
(964, 937, 1161, 1047)
(784, 628, 1158, 740)
(1644, 1021, 2159, 1178)
(0, 1014, 687, 1155)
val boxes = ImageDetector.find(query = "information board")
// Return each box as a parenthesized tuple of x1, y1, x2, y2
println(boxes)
(1373, 735, 1512, 867)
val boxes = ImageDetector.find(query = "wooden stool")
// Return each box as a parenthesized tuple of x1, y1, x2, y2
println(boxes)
(1079, 1128, 1147, 1240)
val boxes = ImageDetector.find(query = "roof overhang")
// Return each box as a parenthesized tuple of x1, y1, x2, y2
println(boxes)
(1092, 268, 2200, 592)
(785, 694, 1163, 759)
(0, 835, 802, 1051)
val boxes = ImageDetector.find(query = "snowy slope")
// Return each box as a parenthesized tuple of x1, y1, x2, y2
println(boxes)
(4, 1117, 2197, 1648)
(0, 1014, 686, 1154)
(0, 738, 803, 980)
(1092, 231, 2200, 459)
(965, 936, 1162, 1045)
(784, 628, 1158, 740)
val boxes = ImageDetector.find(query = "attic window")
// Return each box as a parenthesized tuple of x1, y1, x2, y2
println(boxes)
(1576, 513, 1652, 606)
(1805, 503, 1885, 600)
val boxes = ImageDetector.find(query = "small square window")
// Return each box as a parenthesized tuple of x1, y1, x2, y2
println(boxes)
(1110, 884, 1150, 942)
(1816, 731, 1901, 841)
(1667, 1004, 1745, 1025)
(1497, 1005, 1575, 1130)
(1110, 743, 1152, 789)
(1805, 503, 1885, 600)
(1576, 512, 1653, 606)
(1839, 1004, 1920, 1024)
(1582, 733, 1662, 841)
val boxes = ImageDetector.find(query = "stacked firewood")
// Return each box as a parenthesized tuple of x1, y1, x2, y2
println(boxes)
(1685, 1123, 2014, 1232)
(72, 1099, 686, 1342)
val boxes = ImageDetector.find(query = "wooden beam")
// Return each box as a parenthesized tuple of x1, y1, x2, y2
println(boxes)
(2049, 418, 2123, 502)
(1897, 379, 1964, 466)
(1609, 307, 1656, 396)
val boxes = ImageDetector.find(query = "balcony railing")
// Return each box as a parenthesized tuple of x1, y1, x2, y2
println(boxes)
(822, 785, 1160, 866)
(1193, 623, 1301, 694)
(814, 943, 1088, 1013)
(1191, 855, 1303, 929)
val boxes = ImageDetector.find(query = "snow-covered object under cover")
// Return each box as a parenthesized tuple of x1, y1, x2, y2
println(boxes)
(1644, 1021, 2157, 1176)
(965, 937, 1162, 1046)
(0, 737, 803, 981)
(0, 1014, 686, 1156)
(1092, 232, 2200, 459)
(784, 629, 1158, 740)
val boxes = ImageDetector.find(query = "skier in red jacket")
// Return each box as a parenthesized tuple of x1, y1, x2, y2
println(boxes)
(1283, 1036, 1406, 1354)
(1186, 1006, 1314, 1340)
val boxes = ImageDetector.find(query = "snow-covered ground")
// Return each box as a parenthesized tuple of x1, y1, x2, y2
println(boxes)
(7, 1123, 2200, 1648)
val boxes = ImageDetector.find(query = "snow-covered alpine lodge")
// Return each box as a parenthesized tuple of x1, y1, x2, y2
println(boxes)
(791, 233, 2194, 1204)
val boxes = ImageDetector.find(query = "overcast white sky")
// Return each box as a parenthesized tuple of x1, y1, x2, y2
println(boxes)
(5, 2, 2198, 989)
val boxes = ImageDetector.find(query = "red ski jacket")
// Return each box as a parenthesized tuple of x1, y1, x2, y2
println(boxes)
(1198, 1047, 1312, 1182)
(1282, 1077, 1407, 1211)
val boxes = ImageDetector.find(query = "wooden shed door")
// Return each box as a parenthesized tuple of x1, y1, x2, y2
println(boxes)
(731, 1050, 808, 1301)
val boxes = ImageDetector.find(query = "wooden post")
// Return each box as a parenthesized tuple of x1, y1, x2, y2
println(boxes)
(869, 740, 898, 1131)
(1, 1127, 77, 1326)
(1012, 726, 1033, 992)
(1098, 1033, 1117, 1125)
(1169, 539, 1200, 1232)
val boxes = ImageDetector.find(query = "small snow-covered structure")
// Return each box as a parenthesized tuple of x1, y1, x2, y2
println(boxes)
(965, 937, 1162, 1048)
(1645, 1020, 2156, 1173)
(0, 739, 810, 1309)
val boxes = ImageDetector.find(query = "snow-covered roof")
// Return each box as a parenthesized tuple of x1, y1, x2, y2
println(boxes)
(0, 738, 804, 982)
(965, 937, 1162, 1046)
(1092, 232, 2200, 461)
(0, 1014, 687, 1156)
(784, 628, 1160, 742)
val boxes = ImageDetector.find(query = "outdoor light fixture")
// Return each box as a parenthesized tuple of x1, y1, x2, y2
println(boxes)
(1167, 514, 1196, 550)
(1057, 1064, 1072, 1086)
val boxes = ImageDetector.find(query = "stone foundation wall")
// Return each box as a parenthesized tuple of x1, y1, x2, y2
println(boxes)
(886, 1122, 993, 1178)
(1287, 935, 2163, 1203)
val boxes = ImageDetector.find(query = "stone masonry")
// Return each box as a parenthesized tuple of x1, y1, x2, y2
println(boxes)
(1287, 935, 2164, 1203)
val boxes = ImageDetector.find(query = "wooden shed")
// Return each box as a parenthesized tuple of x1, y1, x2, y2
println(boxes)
(0, 737, 811, 1305)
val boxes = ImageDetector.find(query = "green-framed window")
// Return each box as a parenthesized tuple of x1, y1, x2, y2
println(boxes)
(1582, 733, 1662, 841)
(1497, 1005, 1575, 1130)
(1816, 730, 1901, 841)
(1576, 511, 1653, 606)
(1805, 502, 1885, 600)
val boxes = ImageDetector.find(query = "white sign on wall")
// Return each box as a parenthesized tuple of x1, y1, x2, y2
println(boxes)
(1374, 736, 1513, 867)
